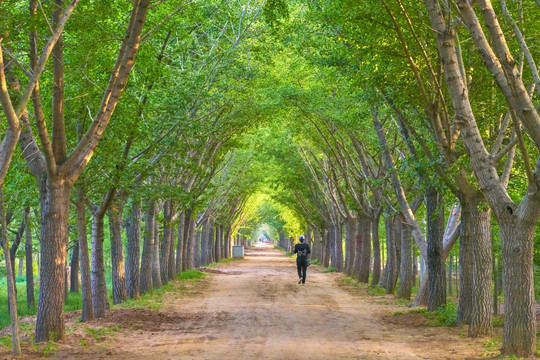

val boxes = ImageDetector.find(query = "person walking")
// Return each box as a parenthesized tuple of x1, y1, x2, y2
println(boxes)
(294, 235, 311, 284)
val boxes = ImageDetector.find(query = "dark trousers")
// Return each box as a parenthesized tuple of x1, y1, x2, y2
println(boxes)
(297, 258, 307, 283)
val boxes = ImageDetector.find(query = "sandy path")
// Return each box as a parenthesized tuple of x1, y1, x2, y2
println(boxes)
(51, 243, 484, 360)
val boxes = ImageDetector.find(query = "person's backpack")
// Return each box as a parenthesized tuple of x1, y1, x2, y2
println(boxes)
(306, 258, 311, 267)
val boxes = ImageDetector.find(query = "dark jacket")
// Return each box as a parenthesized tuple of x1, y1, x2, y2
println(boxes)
(294, 243, 311, 259)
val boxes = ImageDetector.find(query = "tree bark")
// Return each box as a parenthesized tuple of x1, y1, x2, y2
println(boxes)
(371, 211, 382, 286)
(183, 211, 195, 271)
(330, 221, 343, 271)
(397, 222, 413, 299)
(25, 215, 35, 308)
(69, 242, 79, 293)
(468, 206, 492, 337)
(168, 221, 176, 280)
(152, 216, 162, 288)
(345, 217, 355, 277)
(91, 211, 107, 318)
(175, 210, 185, 274)
(322, 229, 330, 268)
(125, 199, 141, 299)
(380, 215, 398, 294)
(425, 187, 446, 311)
(76, 187, 93, 322)
(108, 202, 127, 304)
(160, 200, 174, 284)
(35, 181, 71, 342)
(456, 203, 475, 324)
(193, 227, 201, 268)
(140, 200, 155, 294)
(357, 215, 371, 283)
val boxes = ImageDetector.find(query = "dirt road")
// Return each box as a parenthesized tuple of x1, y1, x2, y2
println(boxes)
(51, 243, 484, 360)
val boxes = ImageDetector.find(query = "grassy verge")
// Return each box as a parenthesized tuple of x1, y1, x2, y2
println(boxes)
(0, 270, 207, 329)
(0, 269, 208, 356)
(205, 257, 241, 268)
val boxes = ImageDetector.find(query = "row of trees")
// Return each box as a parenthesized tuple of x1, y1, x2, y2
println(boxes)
(246, 0, 540, 357)
(0, 0, 270, 355)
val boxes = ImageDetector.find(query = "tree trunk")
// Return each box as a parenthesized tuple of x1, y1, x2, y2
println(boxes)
(209, 225, 215, 264)
(425, 187, 446, 312)
(108, 202, 127, 304)
(69, 242, 79, 293)
(152, 217, 162, 288)
(380, 216, 398, 294)
(371, 211, 381, 286)
(160, 200, 174, 284)
(193, 227, 201, 268)
(330, 221, 343, 271)
(0, 188, 21, 355)
(25, 215, 35, 309)
(357, 215, 371, 283)
(397, 222, 413, 299)
(224, 225, 231, 259)
(91, 211, 107, 318)
(139, 200, 155, 295)
(448, 255, 453, 297)
(175, 210, 185, 273)
(168, 221, 176, 280)
(322, 229, 330, 268)
(216, 225, 223, 262)
(201, 220, 211, 266)
(125, 199, 141, 299)
(456, 202, 474, 324)
(499, 217, 536, 355)
(35, 180, 71, 342)
(76, 187, 93, 322)
(468, 206, 492, 337)
(183, 211, 195, 271)
(344, 217, 355, 277)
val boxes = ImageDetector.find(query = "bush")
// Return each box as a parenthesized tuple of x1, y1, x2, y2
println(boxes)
(433, 302, 457, 326)
(322, 267, 336, 273)
(310, 259, 320, 265)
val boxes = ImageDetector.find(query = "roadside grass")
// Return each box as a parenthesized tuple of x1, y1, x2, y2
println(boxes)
(393, 302, 457, 327)
(1, 269, 207, 330)
(206, 257, 240, 268)
(366, 285, 386, 296)
(118, 270, 206, 311)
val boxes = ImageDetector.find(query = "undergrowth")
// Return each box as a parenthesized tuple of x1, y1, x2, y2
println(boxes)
(366, 285, 386, 296)
(322, 267, 336, 273)
(395, 302, 457, 327)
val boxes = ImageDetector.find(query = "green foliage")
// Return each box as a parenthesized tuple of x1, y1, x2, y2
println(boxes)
(84, 325, 123, 342)
(366, 285, 386, 296)
(431, 302, 457, 327)
(322, 267, 336, 273)
(310, 259, 320, 265)
(177, 270, 206, 281)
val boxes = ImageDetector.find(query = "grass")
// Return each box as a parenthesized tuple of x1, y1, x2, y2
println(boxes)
(178, 269, 206, 280)
(310, 259, 320, 265)
(395, 302, 457, 327)
(205, 257, 240, 268)
(84, 325, 123, 342)
(0, 269, 207, 329)
(322, 267, 336, 273)
(118, 270, 206, 311)
(366, 285, 386, 296)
